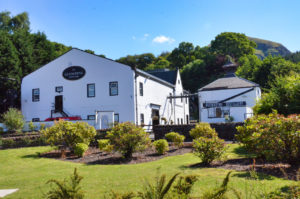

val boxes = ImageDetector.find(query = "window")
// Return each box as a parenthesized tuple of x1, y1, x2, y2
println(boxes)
(109, 82, 118, 96)
(87, 84, 95, 97)
(177, 118, 179, 124)
(169, 93, 172, 103)
(186, 115, 189, 124)
(208, 107, 230, 118)
(32, 118, 40, 122)
(140, 113, 144, 124)
(87, 115, 95, 120)
(139, 82, 143, 96)
(181, 93, 183, 103)
(114, 113, 119, 123)
(55, 86, 63, 93)
(181, 118, 183, 124)
(178, 79, 180, 84)
(32, 88, 40, 102)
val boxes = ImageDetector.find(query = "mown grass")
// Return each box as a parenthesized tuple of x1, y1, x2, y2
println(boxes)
(0, 144, 296, 198)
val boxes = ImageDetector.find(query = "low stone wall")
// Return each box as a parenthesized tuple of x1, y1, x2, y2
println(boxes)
(153, 122, 244, 141)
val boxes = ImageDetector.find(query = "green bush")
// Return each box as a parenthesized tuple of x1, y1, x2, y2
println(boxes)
(236, 111, 300, 164)
(153, 139, 169, 155)
(106, 122, 151, 159)
(18, 137, 32, 146)
(40, 123, 46, 131)
(1, 139, 15, 148)
(0, 127, 4, 134)
(190, 123, 217, 139)
(28, 121, 37, 131)
(193, 137, 226, 165)
(46, 168, 84, 199)
(42, 120, 96, 151)
(98, 139, 110, 150)
(165, 132, 185, 148)
(74, 143, 89, 157)
(2, 108, 25, 133)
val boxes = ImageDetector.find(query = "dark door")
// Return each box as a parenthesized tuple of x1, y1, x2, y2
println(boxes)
(55, 95, 63, 112)
(152, 109, 160, 125)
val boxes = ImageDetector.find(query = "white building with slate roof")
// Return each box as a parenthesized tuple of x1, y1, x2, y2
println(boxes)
(198, 61, 261, 123)
(21, 49, 189, 129)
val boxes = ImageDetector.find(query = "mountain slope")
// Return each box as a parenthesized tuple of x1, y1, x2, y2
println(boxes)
(248, 37, 291, 59)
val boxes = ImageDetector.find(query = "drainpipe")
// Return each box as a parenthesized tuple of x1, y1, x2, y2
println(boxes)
(133, 67, 139, 125)
(173, 88, 176, 124)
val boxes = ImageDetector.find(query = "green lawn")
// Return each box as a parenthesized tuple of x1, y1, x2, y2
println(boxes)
(0, 144, 296, 198)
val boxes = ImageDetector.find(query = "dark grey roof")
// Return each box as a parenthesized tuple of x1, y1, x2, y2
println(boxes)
(199, 74, 259, 91)
(147, 70, 177, 85)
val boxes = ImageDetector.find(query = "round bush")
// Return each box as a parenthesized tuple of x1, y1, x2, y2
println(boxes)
(165, 132, 185, 148)
(98, 139, 113, 152)
(106, 122, 151, 159)
(236, 111, 300, 164)
(74, 143, 89, 157)
(153, 139, 169, 155)
(193, 137, 226, 165)
(189, 123, 217, 139)
(42, 120, 96, 150)
(2, 108, 25, 133)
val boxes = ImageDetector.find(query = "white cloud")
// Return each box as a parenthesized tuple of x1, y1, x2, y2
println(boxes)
(152, 35, 175, 44)
(144, 33, 149, 37)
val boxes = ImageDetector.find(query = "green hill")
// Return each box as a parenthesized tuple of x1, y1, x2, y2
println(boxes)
(248, 37, 291, 59)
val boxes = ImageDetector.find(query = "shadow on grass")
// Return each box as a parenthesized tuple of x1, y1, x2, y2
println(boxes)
(233, 145, 256, 158)
(21, 152, 41, 159)
(232, 171, 274, 181)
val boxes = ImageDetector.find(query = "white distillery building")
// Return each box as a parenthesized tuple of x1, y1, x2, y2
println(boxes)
(198, 61, 261, 123)
(21, 49, 189, 129)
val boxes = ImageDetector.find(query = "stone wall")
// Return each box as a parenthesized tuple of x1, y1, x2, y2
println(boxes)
(153, 122, 244, 141)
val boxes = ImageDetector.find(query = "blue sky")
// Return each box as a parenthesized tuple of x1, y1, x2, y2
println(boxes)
(1, 0, 300, 59)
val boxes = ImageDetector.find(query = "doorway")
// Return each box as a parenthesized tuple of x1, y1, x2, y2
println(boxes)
(151, 109, 160, 125)
(55, 95, 63, 112)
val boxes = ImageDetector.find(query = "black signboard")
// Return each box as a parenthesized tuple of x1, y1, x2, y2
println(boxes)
(203, 101, 246, 108)
(63, 66, 86, 80)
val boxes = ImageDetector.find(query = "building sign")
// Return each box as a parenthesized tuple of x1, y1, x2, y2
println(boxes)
(203, 101, 246, 108)
(63, 66, 86, 80)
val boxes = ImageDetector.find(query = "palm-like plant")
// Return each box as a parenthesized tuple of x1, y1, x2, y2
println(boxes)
(138, 173, 180, 199)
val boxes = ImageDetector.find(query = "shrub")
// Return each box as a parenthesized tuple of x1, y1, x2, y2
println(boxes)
(106, 122, 151, 159)
(28, 121, 37, 131)
(165, 132, 185, 148)
(40, 123, 46, 131)
(74, 143, 89, 157)
(46, 168, 84, 199)
(236, 111, 300, 164)
(153, 139, 169, 155)
(18, 137, 32, 147)
(190, 123, 217, 139)
(193, 137, 226, 165)
(42, 120, 96, 151)
(98, 139, 110, 150)
(1, 139, 15, 148)
(2, 108, 25, 133)
(0, 127, 4, 134)
(172, 175, 198, 197)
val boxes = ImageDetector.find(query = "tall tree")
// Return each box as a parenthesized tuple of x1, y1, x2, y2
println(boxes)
(211, 32, 256, 60)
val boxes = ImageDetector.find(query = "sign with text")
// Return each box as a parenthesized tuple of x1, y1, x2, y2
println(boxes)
(63, 66, 86, 80)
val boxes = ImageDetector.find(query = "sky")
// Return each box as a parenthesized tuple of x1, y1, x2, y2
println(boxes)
(1, 0, 300, 59)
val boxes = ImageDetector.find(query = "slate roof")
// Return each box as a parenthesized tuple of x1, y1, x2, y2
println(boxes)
(199, 74, 259, 91)
(147, 70, 177, 85)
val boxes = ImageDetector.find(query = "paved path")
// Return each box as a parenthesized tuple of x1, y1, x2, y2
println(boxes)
(0, 189, 18, 198)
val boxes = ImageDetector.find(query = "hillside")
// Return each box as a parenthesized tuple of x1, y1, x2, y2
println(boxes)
(248, 37, 291, 59)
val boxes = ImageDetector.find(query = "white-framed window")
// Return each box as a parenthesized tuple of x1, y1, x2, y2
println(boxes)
(140, 113, 144, 124)
(32, 88, 40, 102)
(87, 115, 95, 120)
(139, 82, 143, 96)
(87, 84, 95, 97)
(55, 86, 63, 93)
(32, 118, 40, 122)
(114, 113, 119, 123)
(208, 107, 230, 118)
(109, 82, 118, 96)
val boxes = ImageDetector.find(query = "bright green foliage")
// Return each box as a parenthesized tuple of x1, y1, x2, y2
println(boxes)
(45, 168, 84, 199)
(28, 121, 37, 131)
(153, 139, 169, 155)
(98, 139, 110, 150)
(254, 74, 300, 115)
(165, 132, 185, 148)
(193, 137, 226, 165)
(42, 120, 96, 150)
(106, 122, 151, 159)
(172, 175, 198, 198)
(105, 191, 135, 199)
(190, 123, 217, 139)
(200, 172, 232, 199)
(40, 123, 46, 131)
(138, 172, 180, 199)
(2, 108, 24, 132)
(74, 143, 88, 157)
(211, 32, 256, 60)
(236, 111, 300, 164)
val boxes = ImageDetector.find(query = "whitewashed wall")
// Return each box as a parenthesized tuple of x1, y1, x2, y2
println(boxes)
(21, 49, 135, 123)
(199, 87, 261, 123)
